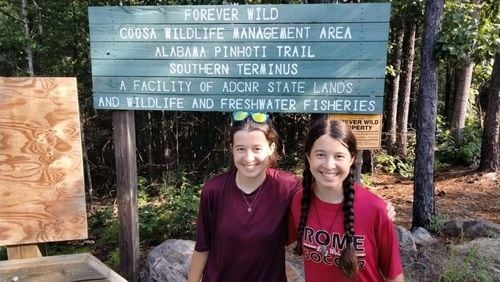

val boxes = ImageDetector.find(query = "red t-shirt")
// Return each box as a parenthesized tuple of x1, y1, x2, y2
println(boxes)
(289, 183, 403, 281)
(195, 168, 301, 282)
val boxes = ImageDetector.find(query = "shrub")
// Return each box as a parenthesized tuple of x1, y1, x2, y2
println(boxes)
(375, 153, 414, 179)
(429, 213, 449, 235)
(440, 244, 493, 282)
(435, 116, 482, 167)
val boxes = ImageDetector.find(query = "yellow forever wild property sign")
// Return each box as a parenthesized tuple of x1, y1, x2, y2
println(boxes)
(88, 4, 390, 114)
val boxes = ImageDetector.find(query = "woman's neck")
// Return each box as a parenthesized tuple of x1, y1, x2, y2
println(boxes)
(235, 170, 266, 194)
(314, 185, 344, 204)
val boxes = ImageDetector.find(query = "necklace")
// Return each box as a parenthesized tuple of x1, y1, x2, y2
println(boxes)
(236, 172, 265, 213)
(313, 197, 343, 258)
(240, 184, 264, 212)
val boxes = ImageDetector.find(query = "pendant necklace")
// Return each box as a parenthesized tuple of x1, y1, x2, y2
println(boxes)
(313, 197, 343, 258)
(241, 184, 264, 212)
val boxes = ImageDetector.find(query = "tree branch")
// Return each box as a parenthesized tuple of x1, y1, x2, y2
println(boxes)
(0, 6, 24, 23)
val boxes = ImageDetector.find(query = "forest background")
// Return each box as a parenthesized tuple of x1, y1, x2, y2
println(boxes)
(0, 0, 499, 281)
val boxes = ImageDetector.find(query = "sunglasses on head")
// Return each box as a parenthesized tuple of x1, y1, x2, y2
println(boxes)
(231, 111, 269, 124)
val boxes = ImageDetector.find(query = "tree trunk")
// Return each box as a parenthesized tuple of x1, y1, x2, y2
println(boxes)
(21, 0, 34, 75)
(444, 63, 455, 122)
(361, 150, 373, 174)
(395, 21, 417, 157)
(146, 112, 154, 182)
(450, 0, 480, 146)
(412, 0, 444, 230)
(408, 72, 419, 128)
(385, 23, 404, 152)
(479, 52, 500, 172)
(450, 62, 474, 146)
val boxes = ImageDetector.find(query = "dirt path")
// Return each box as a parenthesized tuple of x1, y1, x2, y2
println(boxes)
(369, 169, 499, 230)
(369, 169, 499, 281)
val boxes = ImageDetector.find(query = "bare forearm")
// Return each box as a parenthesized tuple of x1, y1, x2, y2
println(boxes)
(387, 273, 404, 282)
(188, 250, 209, 282)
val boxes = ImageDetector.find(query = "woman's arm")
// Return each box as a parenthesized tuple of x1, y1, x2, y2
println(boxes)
(387, 273, 404, 282)
(188, 250, 209, 282)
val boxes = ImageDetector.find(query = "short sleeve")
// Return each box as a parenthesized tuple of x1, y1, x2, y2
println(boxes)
(286, 189, 302, 245)
(194, 184, 213, 252)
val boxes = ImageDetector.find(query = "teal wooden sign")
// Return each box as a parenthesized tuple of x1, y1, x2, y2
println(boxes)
(88, 3, 390, 113)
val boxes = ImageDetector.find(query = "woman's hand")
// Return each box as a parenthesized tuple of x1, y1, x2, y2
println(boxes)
(386, 201, 396, 221)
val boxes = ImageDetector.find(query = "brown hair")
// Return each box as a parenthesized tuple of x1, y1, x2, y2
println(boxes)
(294, 118, 358, 278)
(229, 117, 281, 168)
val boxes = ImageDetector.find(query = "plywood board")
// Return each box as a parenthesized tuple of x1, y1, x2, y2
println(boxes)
(0, 77, 87, 245)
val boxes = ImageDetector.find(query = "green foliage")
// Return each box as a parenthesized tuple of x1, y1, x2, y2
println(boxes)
(137, 176, 153, 206)
(428, 213, 449, 235)
(86, 207, 120, 270)
(100, 219, 120, 247)
(88, 206, 120, 266)
(144, 180, 200, 242)
(440, 244, 494, 282)
(435, 116, 482, 166)
(279, 151, 302, 174)
(436, 0, 500, 64)
(360, 173, 374, 188)
(106, 248, 121, 271)
(86, 172, 200, 256)
(375, 153, 414, 179)
(391, 0, 425, 21)
(40, 240, 90, 256)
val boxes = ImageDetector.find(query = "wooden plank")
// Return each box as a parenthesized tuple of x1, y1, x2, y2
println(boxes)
(88, 4, 391, 24)
(92, 77, 384, 95)
(0, 77, 87, 246)
(93, 93, 384, 113)
(6, 245, 42, 260)
(89, 23, 390, 42)
(91, 41, 388, 60)
(112, 111, 139, 282)
(0, 253, 126, 281)
(91, 60, 386, 78)
(85, 253, 128, 282)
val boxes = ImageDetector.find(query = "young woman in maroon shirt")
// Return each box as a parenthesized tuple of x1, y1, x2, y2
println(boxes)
(188, 112, 301, 282)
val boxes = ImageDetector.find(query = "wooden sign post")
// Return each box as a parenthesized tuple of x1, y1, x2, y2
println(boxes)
(112, 110, 139, 281)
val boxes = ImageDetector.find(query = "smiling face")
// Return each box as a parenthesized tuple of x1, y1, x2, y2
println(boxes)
(307, 134, 355, 192)
(232, 129, 275, 182)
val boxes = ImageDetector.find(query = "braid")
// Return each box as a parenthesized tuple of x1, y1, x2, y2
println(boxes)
(339, 166, 358, 278)
(294, 161, 314, 255)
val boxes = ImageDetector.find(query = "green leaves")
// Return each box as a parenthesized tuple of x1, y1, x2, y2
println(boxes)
(436, 0, 499, 64)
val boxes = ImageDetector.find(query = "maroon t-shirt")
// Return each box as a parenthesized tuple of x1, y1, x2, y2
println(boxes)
(194, 168, 301, 282)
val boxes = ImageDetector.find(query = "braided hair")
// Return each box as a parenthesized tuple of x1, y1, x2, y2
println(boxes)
(294, 118, 358, 278)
